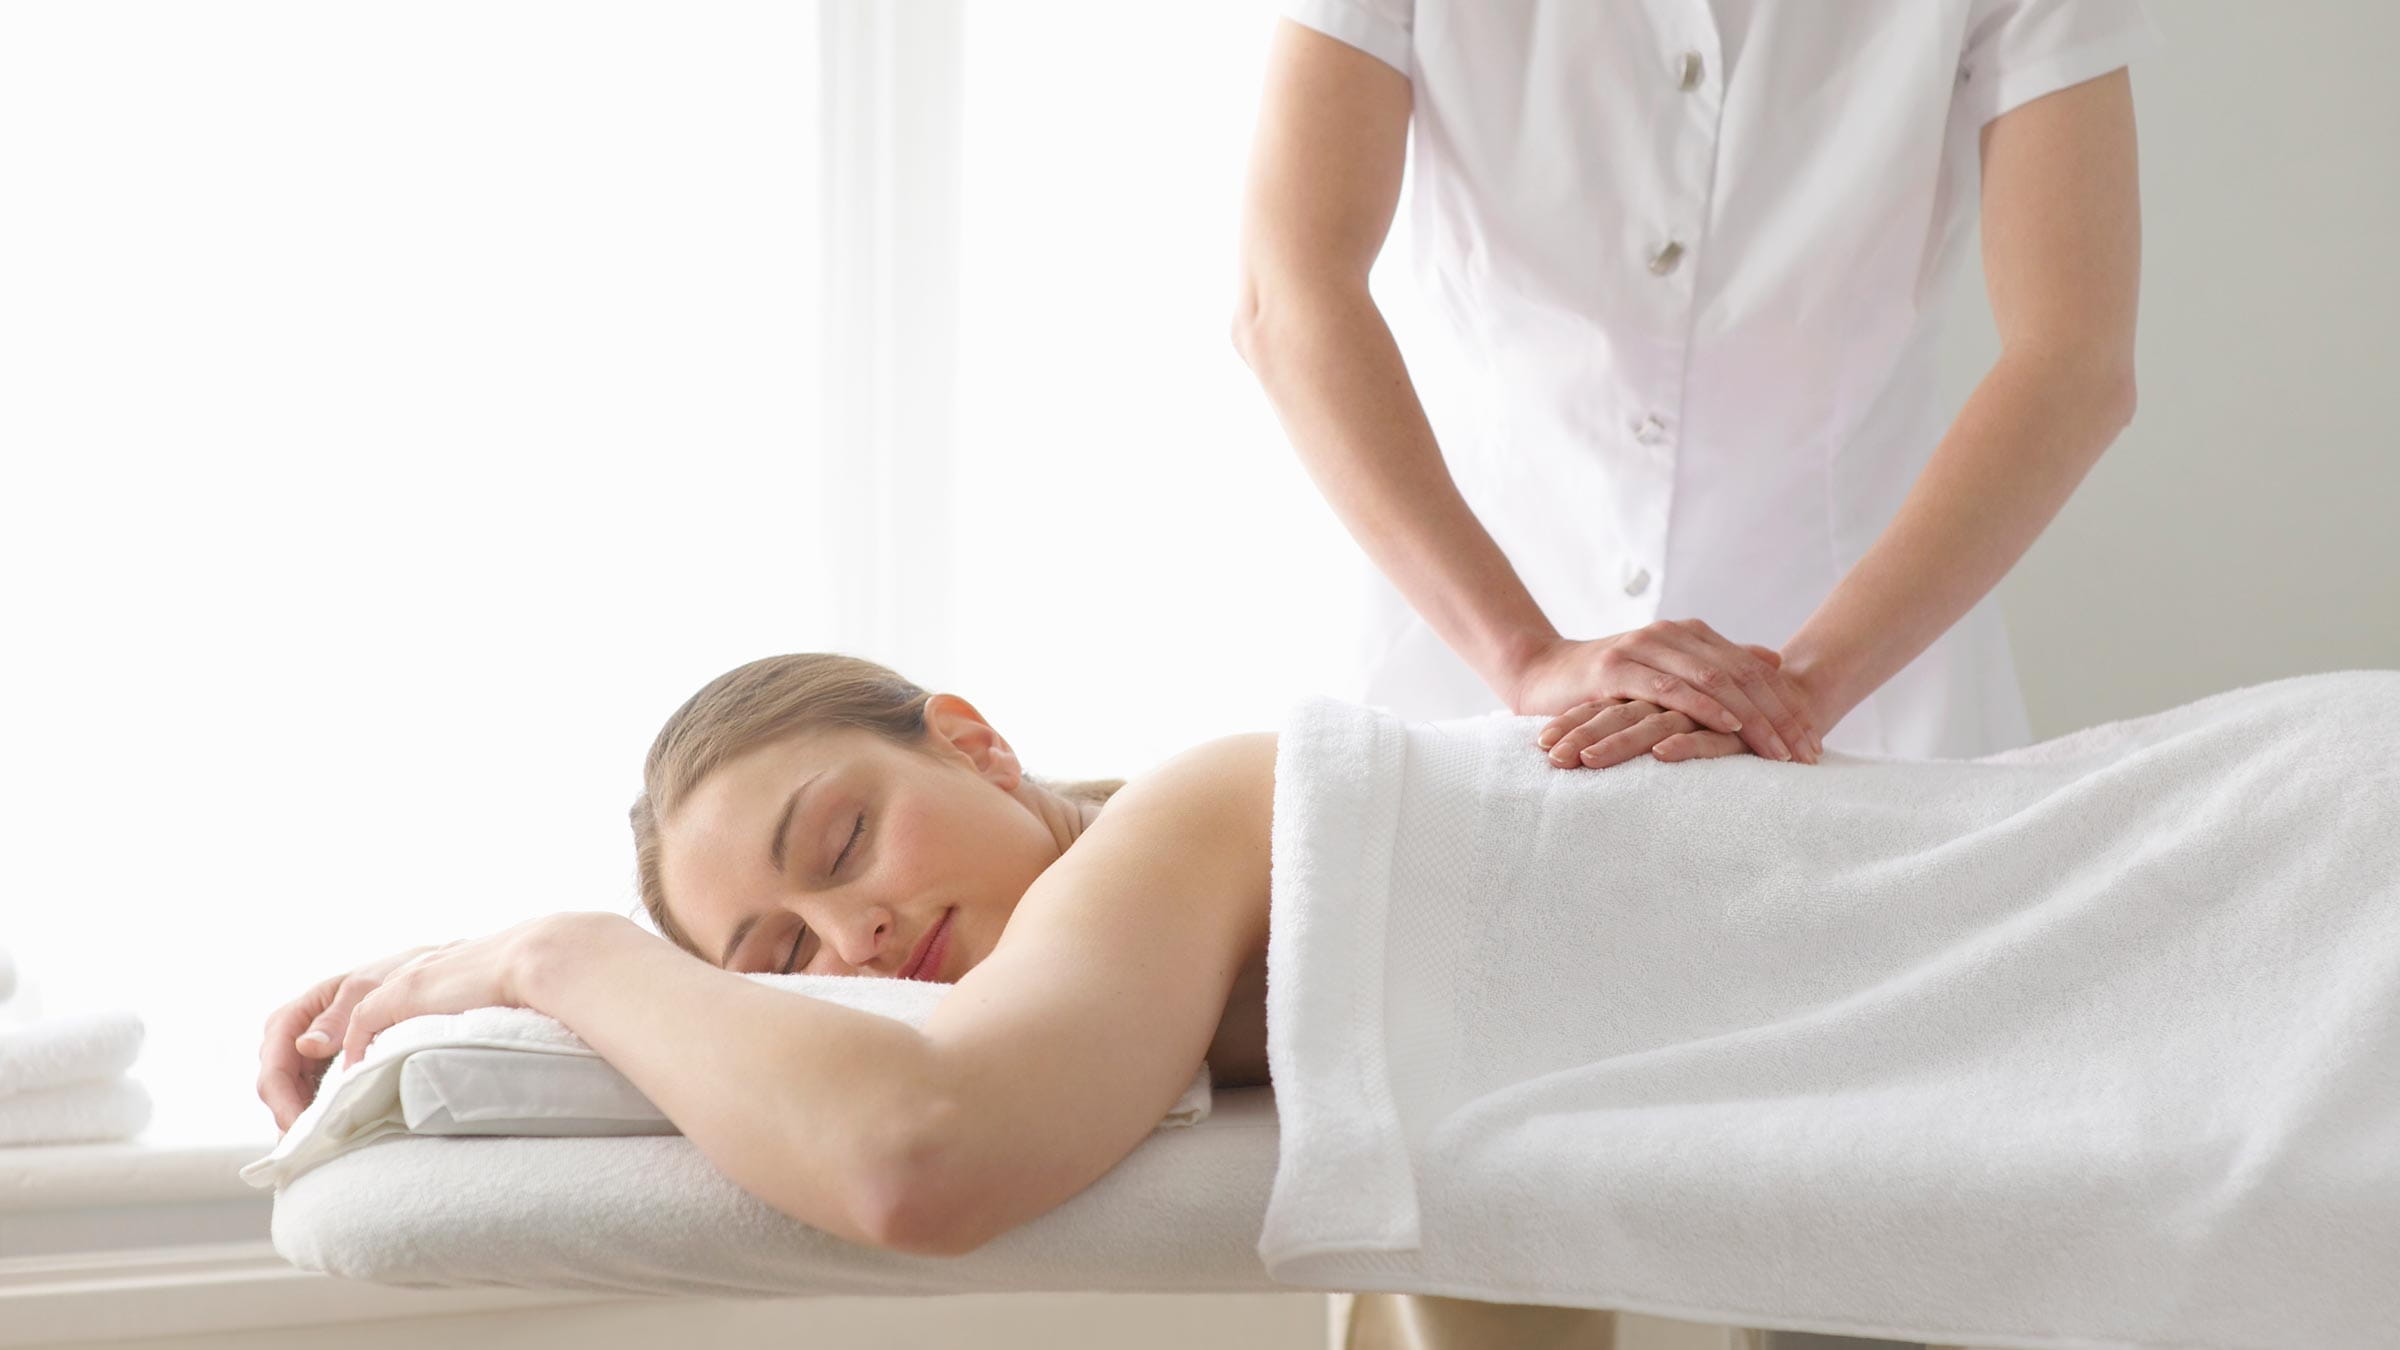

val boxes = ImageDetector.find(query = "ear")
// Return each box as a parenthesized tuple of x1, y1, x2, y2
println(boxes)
(922, 692, 1023, 789)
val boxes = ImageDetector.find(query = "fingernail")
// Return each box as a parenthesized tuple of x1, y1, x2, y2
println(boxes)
(1775, 740, 1793, 761)
(1580, 749, 1603, 765)
(1537, 731, 1558, 748)
(299, 1031, 328, 1049)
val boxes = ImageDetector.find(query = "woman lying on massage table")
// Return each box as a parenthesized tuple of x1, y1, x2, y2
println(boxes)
(248, 646, 2365, 1266)
(257, 649, 1366, 1255)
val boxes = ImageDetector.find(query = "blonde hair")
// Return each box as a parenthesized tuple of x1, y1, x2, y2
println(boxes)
(630, 652, 1125, 962)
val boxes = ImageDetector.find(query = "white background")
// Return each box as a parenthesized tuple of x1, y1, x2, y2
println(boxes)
(0, 0, 1392, 1144)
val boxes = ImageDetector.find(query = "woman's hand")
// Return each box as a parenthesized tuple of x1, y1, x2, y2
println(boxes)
(257, 940, 449, 1134)
(335, 913, 593, 1071)
(1509, 625, 1821, 765)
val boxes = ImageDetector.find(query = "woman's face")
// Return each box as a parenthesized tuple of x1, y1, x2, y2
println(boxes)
(661, 695, 1063, 982)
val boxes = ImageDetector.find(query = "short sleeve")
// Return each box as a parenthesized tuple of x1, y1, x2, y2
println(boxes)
(1280, 0, 1413, 80)
(1956, 0, 2164, 129)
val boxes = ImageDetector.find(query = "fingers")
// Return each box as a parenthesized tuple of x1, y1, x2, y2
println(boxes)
(1587, 707, 1702, 769)
(299, 976, 374, 1059)
(1643, 620, 1806, 762)
(1625, 621, 1820, 764)
(1649, 726, 1750, 762)
(257, 981, 338, 1133)
(341, 987, 393, 1071)
(257, 970, 382, 1133)
(1537, 699, 1644, 764)
(1708, 626, 1819, 759)
(1538, 700, 1701, 769)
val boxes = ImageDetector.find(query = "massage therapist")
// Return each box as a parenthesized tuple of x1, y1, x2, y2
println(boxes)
(1231, 0, 2158, 770)
(1229, 3, 2160, 1348)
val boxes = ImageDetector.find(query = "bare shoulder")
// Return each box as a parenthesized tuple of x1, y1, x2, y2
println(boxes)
(1086, 729, 1278, 941)
(901, 733, 1278, 1254)
(1111, 731, 1279, 818)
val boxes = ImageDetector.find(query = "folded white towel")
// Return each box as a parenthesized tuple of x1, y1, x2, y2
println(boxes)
(0, 1010, 146, 1098)
(0, 1076, 152, 1146)
(244, 970, 1213, 1190)
(1261, 670, 2400, 1350)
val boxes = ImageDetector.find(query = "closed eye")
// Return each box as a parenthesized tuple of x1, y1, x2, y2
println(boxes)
(785, 811, 866, 972)
(833, 810, 865, 873)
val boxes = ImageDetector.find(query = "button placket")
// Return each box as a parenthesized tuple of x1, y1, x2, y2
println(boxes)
(1632, 33, 1718, 623)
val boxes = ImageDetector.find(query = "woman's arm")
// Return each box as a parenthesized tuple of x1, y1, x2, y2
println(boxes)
(517, 731, 1272, 1257)
(889, 732, 1278, 1256)
(521, 914, 953, 1251)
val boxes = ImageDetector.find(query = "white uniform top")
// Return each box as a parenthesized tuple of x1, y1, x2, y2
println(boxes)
(1280, 0, 2163, 756)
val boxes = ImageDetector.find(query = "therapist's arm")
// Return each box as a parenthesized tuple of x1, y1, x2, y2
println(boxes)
(1233, 20, 1819, 762)
(1229, 20, 1554, 698)
(1780, 69, 2143, 734)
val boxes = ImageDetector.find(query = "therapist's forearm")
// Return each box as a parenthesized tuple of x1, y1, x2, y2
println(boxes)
(1781, 353, 2137, 731)
(1233, 281, 1556, 697)
(519, 914, 955, 1252)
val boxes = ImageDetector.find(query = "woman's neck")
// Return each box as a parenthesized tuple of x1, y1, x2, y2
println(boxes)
(1016, 781, 1105, 859)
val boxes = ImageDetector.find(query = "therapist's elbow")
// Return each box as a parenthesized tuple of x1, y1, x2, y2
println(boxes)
(2112, 376, 2138, 432)
(2010, 349, 2138, 436)
(1228, 263, 1331, 371)
(2083, 346, 2138, 431)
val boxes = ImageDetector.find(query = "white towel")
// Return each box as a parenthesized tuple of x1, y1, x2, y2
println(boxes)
(244, 970, 1213, 1191)
(0, 1010, 146, 1098)
(1260, 671, 2400, 1350)
(0, 1076, 152, 1146)
(268, 1088, 1283, 1296)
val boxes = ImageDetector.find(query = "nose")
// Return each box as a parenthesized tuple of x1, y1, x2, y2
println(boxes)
(822, 903, 895, 972)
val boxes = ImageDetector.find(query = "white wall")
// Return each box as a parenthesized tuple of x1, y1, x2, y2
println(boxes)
(1946, 4, 2400, 735)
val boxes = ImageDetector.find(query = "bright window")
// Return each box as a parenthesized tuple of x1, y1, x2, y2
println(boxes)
(1, 2, 824, 1143)
(0, 0, 1439, 1147)
(942, 0, 1424, 779)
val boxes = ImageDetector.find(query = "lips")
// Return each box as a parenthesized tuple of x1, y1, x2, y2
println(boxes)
(900, 908, 953, 981)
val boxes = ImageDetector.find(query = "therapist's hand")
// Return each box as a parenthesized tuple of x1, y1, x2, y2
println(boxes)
(1508, 623, 1822, 765)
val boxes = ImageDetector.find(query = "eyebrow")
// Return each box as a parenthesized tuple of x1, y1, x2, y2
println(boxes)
(717, 770, 825, 969)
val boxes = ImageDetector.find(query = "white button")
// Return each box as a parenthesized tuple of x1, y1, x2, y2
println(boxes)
(1678, 51, 1704, 91)
(1648, 240, 1684, 275)
(1624, 567, 1651, 597)
(1633, 414, 1668, 444)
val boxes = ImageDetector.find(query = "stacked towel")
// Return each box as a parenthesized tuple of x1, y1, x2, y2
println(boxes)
(0, 1003, 153, 1147)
